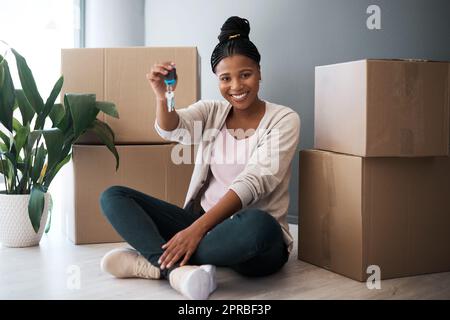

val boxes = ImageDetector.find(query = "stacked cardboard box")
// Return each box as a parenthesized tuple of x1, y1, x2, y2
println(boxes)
(60, 47, 199, 244)
(299, 59, 450, 281)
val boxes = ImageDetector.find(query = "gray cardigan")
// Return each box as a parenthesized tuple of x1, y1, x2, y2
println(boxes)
(155, 100, 301, 253)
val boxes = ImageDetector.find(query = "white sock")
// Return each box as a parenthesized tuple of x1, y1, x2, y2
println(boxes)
(169, 265, 216, 300)
(200, 264, 217, 293)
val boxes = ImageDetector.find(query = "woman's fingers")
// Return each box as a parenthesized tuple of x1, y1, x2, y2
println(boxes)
(159, 242, 172, 260)
(151, 63, 174, 77)
(166, 251, 184, 269)
(146, 67, 167, 82)
(161, 238, 172, 249)
(159, 237, 179, 268)
(180, 250, 192, 267)
(161, 246, 181, 269)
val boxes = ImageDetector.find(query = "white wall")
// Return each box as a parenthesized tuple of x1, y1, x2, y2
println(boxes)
(85, 0, 145, 47)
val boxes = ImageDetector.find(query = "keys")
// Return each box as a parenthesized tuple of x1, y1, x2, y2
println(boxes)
(164, 67, 177, 112)
(165, 88, 175, 112)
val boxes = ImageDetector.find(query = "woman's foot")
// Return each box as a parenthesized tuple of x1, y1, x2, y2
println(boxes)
(100, 248, 161, 279)
(169, 265, 217, 300)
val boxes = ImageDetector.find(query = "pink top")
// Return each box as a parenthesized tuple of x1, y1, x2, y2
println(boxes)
(200, 123, 258, 212)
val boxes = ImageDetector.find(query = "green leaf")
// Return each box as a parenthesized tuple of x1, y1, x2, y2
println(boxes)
(90, 119, 120, 171)
(2, 151, 16, 168)
(15, 89, 35, 126)
(2, 151, 17, 192)
(28, 185, 45, 233)
(45, 76, 63, 111)
(65, 93, 98, 139)
(41, 128, 64, 174)
(43, 152, 71, 189)
(102, 118, 116, 141)
(57, 94, 74, 133)
(12, 117, 23, 132)
(0, 130, 11, 150)
(26, 130, 41, 154)
(31, 143, 46, 184)
(11, 48, 44, 113)
(0, 158, 8, 175)
(16, 161, 26, 173)
(19, 130, 44, 191)
(35, 76, 64, 129)
(13, 122, 30, 154)
(0, 55, 15, 132)
(49, 103, 65, 127)
(0, 56, 4, 87)
(95, 101, 119, 119)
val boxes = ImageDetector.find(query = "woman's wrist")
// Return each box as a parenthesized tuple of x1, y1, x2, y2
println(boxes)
(190, 218, 210, 236)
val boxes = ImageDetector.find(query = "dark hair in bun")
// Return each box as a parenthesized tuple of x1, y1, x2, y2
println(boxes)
(210, 16, 261, 73)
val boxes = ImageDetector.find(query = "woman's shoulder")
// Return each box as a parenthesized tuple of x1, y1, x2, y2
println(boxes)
(265, 101, 297, 115)
(189, 100, 231, 120)
(264, 101, 300, 124)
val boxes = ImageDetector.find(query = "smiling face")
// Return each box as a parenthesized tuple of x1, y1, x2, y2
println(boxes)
(215, 54, 262, 111)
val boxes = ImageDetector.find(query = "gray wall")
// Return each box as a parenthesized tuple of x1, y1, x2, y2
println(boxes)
(86, 0, 145, 47)
(145, 0, 450, 222)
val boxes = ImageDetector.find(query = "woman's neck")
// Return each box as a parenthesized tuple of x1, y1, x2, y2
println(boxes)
(230, 98, 265, 120)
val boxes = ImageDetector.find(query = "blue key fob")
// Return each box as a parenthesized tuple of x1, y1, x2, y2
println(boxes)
(164, 67, 177, 86)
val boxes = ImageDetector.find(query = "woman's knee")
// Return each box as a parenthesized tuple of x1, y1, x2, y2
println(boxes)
(235, 209, 283, 249)
(99, 185, 131, 216)
(238, 209, 281, 235)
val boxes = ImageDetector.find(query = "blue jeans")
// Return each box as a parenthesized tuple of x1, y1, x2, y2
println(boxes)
(99, 185, 289, 278)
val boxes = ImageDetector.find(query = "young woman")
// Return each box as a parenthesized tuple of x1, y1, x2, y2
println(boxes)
(99, 16, 300, 300)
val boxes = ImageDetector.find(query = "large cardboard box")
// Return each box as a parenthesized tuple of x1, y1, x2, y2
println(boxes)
(61, 144, 195, 244)
(298, 149, 450, 281)
(61, 47, 200, 144)
(314, 59, 450, 157)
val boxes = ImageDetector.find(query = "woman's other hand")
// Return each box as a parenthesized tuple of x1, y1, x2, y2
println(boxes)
(159, 224, 205, 269)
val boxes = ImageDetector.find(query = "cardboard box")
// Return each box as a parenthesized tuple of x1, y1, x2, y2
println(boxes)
(61, 47, 200, 144)
(61, 144, 195, 244)
(314, 59, 450, 157)
(298, 149, 450, 281)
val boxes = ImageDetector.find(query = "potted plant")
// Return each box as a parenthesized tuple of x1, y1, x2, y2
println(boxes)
(0, 45, 120, 247)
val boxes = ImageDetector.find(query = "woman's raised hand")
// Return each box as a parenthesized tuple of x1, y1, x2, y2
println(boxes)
(146, 61, 177, 100)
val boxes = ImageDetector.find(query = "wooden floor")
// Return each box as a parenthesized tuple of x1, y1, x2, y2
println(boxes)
(1, 223, 450, 300)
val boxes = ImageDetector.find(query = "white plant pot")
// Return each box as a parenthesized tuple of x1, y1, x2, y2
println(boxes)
(0, 193, 52, 248)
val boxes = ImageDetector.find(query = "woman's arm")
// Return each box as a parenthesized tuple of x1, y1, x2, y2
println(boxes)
(147, 62, 180, 131)
(229, 112, 301, 207)
(147, 62, 207, 145)
(191, 189, 242, 234)
(156, 97, 180, 131)
(154, 100, 209, 145)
